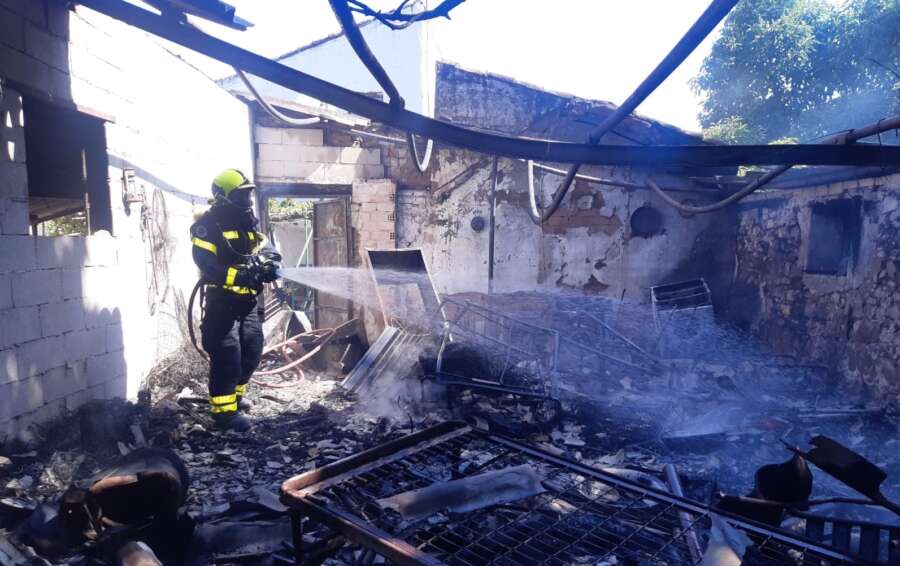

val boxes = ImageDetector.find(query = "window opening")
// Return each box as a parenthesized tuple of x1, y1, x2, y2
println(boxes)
(23, 96, 111, 236)
(805, 198, 862, 276)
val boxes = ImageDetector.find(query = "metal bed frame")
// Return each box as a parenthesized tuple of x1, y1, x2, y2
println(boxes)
(282, 422, 868, 565)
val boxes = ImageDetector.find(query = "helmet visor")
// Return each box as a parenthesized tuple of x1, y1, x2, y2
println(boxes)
(227, 187, 254, 209)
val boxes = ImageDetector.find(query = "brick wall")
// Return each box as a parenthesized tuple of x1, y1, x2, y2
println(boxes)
(727, 173, 900, 402)
(0, 0, 252, 437)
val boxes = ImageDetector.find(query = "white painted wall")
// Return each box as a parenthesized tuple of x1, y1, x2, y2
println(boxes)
(0, 1, 252, 435)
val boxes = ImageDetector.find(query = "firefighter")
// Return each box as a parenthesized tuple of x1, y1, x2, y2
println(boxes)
(190, 169, 281, 431)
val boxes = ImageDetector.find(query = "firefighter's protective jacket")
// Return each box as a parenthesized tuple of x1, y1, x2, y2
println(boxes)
(189, 203, 278, 297)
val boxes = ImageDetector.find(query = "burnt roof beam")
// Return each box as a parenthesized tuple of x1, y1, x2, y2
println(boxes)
(76, 0, 900, 168)
(647, 113, 900, 213)
(533, 0, 740, 223)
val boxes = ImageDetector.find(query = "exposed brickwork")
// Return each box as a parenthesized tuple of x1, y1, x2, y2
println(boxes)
(255, 125, 384, 184)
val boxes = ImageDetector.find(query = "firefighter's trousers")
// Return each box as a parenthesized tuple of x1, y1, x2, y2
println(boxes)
(200, 292, 263, 415)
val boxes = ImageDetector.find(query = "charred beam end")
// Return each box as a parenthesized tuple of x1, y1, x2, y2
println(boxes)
(77, 0, 900, 168)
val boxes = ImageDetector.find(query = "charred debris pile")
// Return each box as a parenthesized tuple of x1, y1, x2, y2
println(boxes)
(1, 273, 899, 563)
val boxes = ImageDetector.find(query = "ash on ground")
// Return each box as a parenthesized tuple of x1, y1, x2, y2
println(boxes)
(1, 340, 898, 563)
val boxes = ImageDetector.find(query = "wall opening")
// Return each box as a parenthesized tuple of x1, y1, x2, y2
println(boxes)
(630, 205, 664, 238)
(805, 198, 862, 276)
(22, 96, 111, 236)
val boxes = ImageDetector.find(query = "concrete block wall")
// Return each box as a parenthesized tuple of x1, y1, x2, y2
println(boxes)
(0, 231, 126, 431)
(255, 125, 384, 183)
(252, 121, 401, 265)
(0, 89, 28, 237)
(352, 179, 396, 264)
(0, 1, 253, 436)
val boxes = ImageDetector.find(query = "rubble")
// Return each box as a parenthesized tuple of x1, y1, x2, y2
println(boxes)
(282, 421, 878, 565)
(1, 286, 898, 564)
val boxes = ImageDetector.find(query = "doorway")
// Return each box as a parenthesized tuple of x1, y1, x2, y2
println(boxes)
(262, 193, 353, 331)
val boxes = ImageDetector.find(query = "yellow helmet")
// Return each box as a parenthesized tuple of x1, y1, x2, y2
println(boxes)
(211, 168, 255, 199)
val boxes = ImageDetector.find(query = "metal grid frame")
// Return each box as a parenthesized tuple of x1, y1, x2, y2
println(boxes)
(282, 423, 866, 565)
(555, 308, 662, 376)
(792, 510, 900, 563)
(433, 299, 560, 400)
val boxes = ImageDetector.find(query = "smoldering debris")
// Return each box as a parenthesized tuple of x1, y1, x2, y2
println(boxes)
(282, 421, 887, 565)
(0, 367, 444, 564)
(3, 275, 899, 564)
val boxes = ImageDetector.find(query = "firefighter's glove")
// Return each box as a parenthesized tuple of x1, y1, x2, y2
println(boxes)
(232, 266, 261, 289)
(258, 260, 280, 283)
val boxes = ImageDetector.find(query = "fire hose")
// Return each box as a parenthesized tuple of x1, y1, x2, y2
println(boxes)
(187, 279, 338, 384)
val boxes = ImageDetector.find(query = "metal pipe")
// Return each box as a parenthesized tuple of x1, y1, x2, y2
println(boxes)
(487, 157, 498, 294)
(75, 0, 899, 168)
(235, 68, 320, 126)
(529, 0, 741, 223)
(664, 464, 703, 563)
(328, 0, 404, 107)
(329, 0, 436, 172)
(648, 113, 900, 213)
(835, 115, 900, 144)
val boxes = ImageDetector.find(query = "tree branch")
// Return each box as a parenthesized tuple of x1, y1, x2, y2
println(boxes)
(347, 0, 466, 30)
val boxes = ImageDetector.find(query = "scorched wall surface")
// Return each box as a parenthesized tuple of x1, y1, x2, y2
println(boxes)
(728, 173, 900, 401)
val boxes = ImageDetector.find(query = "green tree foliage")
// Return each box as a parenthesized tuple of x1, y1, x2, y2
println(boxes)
(39, 212, 88, 236)
(694, 0, 900, 144)
(267, 198, 313, 221)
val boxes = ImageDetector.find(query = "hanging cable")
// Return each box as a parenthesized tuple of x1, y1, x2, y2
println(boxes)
(235, 68, 320, 126)
(330, 0, 435, 172)
(646, 171, 785, 214)
(525, 0, 740, 224)
(407, 132, 434, 171)
(527, 159, 723, 198)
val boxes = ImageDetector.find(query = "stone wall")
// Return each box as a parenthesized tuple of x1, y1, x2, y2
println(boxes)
(727, 173, 900, 401)
(0, 0, 252, 436)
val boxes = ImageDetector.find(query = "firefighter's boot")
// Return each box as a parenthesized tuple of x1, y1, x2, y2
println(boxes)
(235, 384, 253, 412)
(211, 412, 252, 432)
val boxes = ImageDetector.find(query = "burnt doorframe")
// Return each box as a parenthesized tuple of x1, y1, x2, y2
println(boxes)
(255, 182, 351, 236)
(255, 181, 355, 331)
